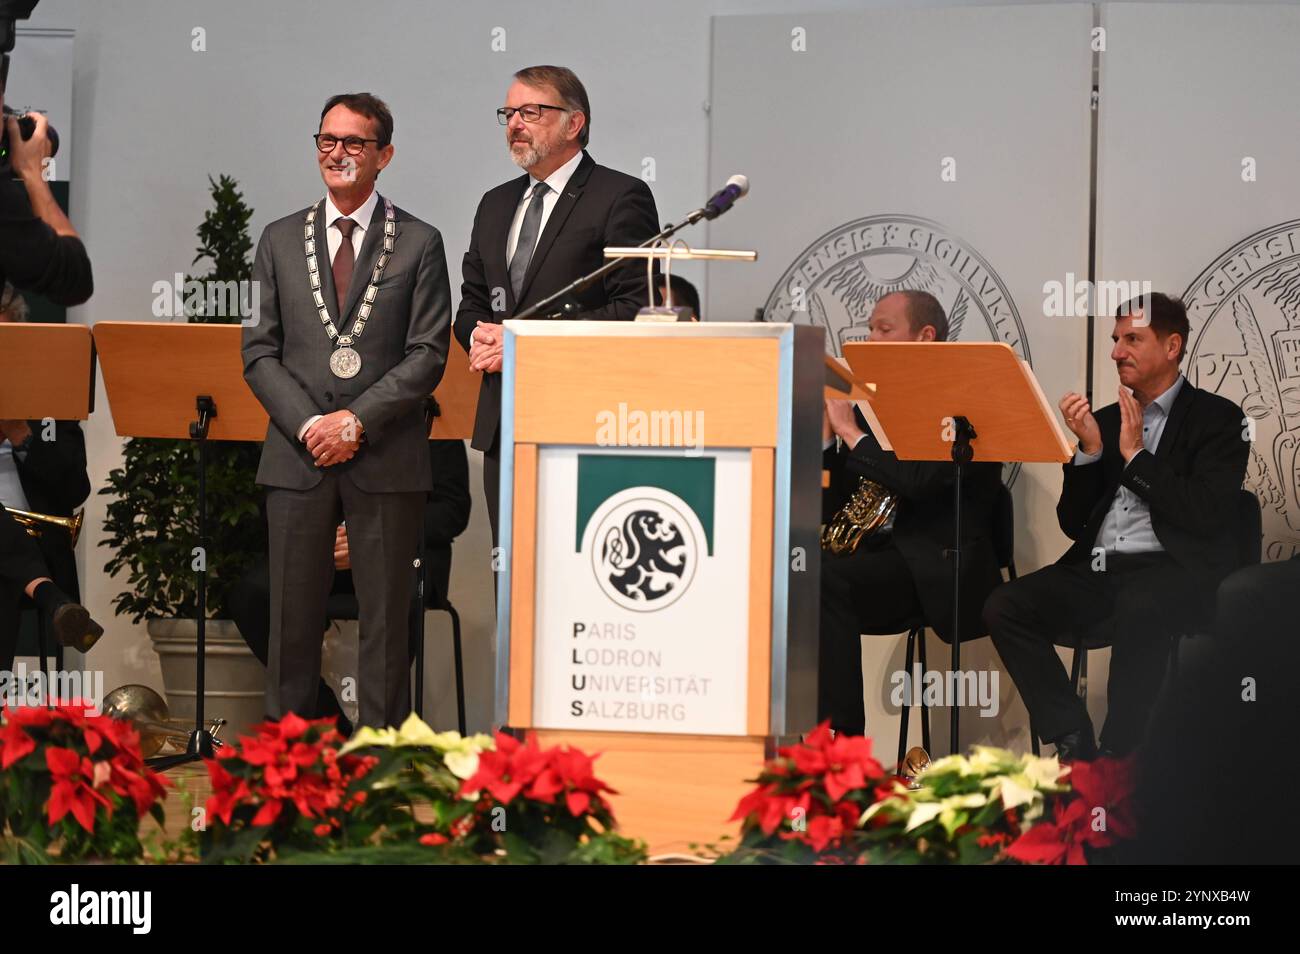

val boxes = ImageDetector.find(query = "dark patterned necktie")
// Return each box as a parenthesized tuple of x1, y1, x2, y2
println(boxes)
(333, 217, 357, 313)
(509, 182, 550, 301)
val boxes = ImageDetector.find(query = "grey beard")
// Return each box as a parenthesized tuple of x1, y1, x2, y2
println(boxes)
(510, 137, 553, 171)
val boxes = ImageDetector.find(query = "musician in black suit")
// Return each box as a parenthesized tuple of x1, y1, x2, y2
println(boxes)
(0, 417, 99, 668)
(819, 291, 1003, 737)
(983, 293, 1249, 761)
(228, 438, 471, 734)
(453, 65, 660, 542)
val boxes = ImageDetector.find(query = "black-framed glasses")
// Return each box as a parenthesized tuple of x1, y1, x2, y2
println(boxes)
(496, 104, 566, 125)
(314, 133, 380, 156)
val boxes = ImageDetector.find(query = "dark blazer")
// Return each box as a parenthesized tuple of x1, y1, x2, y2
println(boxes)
(1057, 380, 1248, 580)
(453, 151, 660, 451)
(242, 196, 451, 493)
(825, 409, 1003, 643)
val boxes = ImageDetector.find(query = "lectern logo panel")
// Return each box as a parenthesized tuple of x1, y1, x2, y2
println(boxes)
(590, 494, 701, 611)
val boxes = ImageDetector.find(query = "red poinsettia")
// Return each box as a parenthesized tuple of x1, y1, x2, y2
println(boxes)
(730, 722, 886, 854)
(45, 746, 113, 831)
(1007, 755, 1137, 865)
(457, 731, 616, 818)
(0, 701, 171, 842)
(203, 713, 376, 832)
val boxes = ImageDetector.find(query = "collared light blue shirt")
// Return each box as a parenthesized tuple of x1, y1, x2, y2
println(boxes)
(1073, 374, 1185, 554)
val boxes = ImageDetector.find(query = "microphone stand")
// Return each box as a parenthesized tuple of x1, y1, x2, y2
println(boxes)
(513, 206, 717, 320)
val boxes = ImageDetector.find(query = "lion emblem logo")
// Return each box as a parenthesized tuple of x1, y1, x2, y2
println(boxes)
(590, 495, 700, 611)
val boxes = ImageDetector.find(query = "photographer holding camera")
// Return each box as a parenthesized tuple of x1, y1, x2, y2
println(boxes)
(0, 106, 92, 306)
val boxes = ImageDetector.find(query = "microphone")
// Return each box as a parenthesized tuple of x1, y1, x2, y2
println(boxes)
(698, 174, 749, 221)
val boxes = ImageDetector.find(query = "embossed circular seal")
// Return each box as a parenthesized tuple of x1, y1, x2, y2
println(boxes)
(765, 214, 1030, 484)
(1183, 220, 1300, 560)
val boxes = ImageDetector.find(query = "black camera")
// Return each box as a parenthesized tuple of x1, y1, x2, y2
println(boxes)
(0, 104, 57, 177)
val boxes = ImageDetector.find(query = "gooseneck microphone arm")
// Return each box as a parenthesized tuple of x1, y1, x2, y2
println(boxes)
(513, 175, 749, 320)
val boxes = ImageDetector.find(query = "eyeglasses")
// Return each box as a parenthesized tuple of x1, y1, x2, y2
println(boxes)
(496, 104, 567, 125)
(314, 134, 380, 156)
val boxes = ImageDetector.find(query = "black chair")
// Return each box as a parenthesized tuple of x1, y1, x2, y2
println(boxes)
(1029, 488, 1262, 756)
(325, 560, 466, 735)
(896, 483, 1016, 767)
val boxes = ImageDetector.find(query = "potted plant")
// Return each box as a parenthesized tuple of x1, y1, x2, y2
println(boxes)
(99, 174, 267, 739)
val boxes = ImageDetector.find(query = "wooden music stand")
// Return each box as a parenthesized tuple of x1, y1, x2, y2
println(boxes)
(96, 322, 268, 768)
(842, 341, 1071, 753)
(0, 322, 96, 676)
(0, 322, 95, 420)
(428, 337, 479, 440)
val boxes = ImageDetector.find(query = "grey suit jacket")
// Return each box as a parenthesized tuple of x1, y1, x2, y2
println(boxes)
(242, 195, 451, 493)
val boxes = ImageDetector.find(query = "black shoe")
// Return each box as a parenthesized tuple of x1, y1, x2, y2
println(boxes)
(1052, 726, 1098, 763)
(50, 602, 104, 653)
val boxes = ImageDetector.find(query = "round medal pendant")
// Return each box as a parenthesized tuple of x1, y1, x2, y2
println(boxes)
(330, 346, 362, 379)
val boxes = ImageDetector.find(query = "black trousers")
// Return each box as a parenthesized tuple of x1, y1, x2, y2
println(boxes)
(817, 535, 925, 736)
(1, 505, 53, 672)
(983, 552, 1199, 754)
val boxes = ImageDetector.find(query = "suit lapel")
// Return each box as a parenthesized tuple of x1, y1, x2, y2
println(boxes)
(311, 201, 342, 327)
(517, 151, 595, 306)
(339, 195, 392, 323)
(1155, 379, 1194, 461)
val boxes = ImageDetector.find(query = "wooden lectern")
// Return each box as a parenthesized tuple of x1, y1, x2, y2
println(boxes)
(496, 320, 823, 855)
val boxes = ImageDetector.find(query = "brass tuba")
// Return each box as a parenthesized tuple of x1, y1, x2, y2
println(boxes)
(8, 506, 84, 546)
(102, 684, 226, 758)
(820, 477, 897, 556)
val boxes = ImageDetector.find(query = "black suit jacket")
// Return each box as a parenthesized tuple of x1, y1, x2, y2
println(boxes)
(453, 151, 660, 451)
(1057, 381, 1248, 581)
(825, 408, 1003, 643)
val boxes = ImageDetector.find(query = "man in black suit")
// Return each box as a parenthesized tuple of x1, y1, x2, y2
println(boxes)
(228, 438, 471, 734)
(983, 293, 1249, 761)
(454, 65, 660, 543)
(819, 291, 1003, 737)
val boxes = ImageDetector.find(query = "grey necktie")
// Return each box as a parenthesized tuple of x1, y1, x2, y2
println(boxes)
(509, 181, 550, 301)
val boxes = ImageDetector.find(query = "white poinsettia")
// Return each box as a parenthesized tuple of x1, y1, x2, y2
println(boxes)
(338, 714, 495, 761)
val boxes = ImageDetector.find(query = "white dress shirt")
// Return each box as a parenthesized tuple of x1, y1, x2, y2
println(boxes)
(297, 189, 380, 441)
(505, 149, 584, 263)
(324, 188, 378, 265)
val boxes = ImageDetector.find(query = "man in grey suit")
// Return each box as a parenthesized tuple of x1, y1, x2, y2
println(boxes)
(242, 93, 451, 729)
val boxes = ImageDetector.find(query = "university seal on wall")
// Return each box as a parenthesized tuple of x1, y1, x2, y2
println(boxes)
(1184, 220, 1300, 560)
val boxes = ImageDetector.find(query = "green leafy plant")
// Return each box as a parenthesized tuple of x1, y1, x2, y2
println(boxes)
(99, 174, 265, 621)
